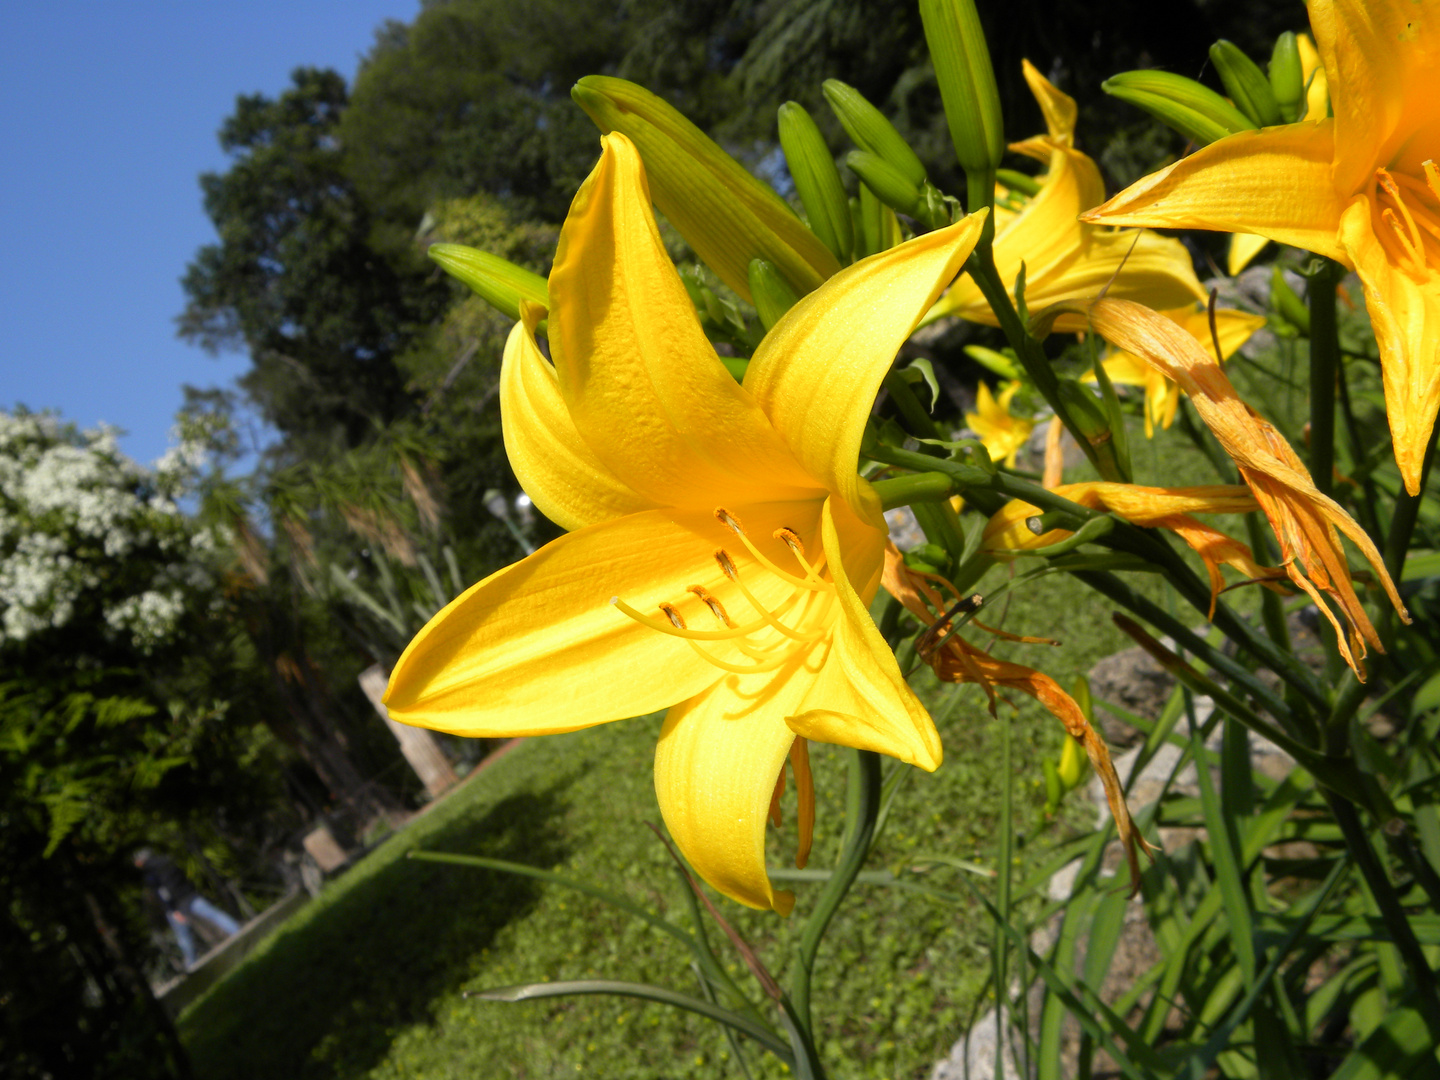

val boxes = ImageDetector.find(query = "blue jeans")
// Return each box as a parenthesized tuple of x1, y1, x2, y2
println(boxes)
(169, 896, 241, 968)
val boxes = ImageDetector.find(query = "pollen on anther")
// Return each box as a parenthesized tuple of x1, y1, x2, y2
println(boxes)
(714, 548, 739, 580)
(714, 507, 747, 536)
(658, 602, 687, 630)
(687, 584, 735, 627)
(773, 527, 805, 556)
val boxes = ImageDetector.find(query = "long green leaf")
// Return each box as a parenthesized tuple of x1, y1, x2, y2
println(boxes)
(474, 980, 793, 1061)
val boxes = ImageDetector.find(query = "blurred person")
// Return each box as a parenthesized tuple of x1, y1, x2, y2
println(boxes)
(134, 848, 241, 969)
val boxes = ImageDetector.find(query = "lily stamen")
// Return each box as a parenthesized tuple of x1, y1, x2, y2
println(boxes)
(714, 507, 831, 592)
(610, 596, 772, 641)
(1377, 169, 1431, 266)
(713, 548, 829, 642)
(774, 526, 830, 587)
(687, 584, 735, 627)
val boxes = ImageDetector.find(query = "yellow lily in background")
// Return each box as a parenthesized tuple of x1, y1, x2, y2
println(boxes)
(966, 380, 1034, 466)
(1085, 298, 1409, 677)
(1227, 32, 1331, 275)
(385, 133, 986, 913)
(926, 60, 1204, 331)
(1094, 303, 1268, 436)
(982, 481, 1278, 617)
(1084, 0, 1440, 495)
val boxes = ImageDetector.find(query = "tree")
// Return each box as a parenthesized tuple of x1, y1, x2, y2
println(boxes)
(178, 68, 442, 455)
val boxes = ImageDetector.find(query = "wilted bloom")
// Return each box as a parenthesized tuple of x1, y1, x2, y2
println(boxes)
(386, 134, 987, 912)
(926, 61, 1204, 330)
(1083, 298, 1409, 677)
(1084, 0, 1440, 494)
(982, 480, 1279, 617)
(966, 381, 1034, 467)
(881, 546, 1150, 886)
(1092, 303, 1267, 437)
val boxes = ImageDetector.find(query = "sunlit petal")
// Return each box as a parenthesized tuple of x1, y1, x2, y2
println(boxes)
(1021, 59, 1076, 143)
(501, 303, 657, 531)
(1082, 123, 1349, 263)
(787, 499, 942, 771)
(550, 134, 819, 508)
(745, 212, 986, 523)
(1338, 197, 1440, 495)
(655, 662, 818, 913)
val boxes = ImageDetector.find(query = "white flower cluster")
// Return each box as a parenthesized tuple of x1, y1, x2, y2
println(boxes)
(0, 410, 213, 652)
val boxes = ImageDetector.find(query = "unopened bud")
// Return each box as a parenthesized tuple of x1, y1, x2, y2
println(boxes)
(1102, 69, 1256, 146)
(822, 79, 927, 187)
(428, 244, 548, 322)
(1056, 733, 1087, 790)
(777, 102, 854, 264)
(847, 150, 922, 216)
(919, 0, 1004, 189)
(747, 258, 801, 331)
(1209, 39, 1282, 128)
(572, 76, 840, 303)
(1268, 32, 1304, 123)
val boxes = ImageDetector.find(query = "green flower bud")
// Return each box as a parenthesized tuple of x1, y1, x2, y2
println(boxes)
(821, 79, 927, 187)
(777, 102, 854, 264)
(1102, 69, 1257, 146)
(747, 258, 801, 331)
(572, 76, 840, 304)
(427, 243, 548, 322)
(1268, 32, 1304, 123)
(995, 168, 1041, 197)
(846, 150, 922, 216)
(919, 0, 1004, 187)
(854, 184, 904, 259)
(1209, 39, 1282, 127)
(963, 345, 1022, 380)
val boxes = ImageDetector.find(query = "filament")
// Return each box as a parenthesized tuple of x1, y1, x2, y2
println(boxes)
(715, 508, 830, 592)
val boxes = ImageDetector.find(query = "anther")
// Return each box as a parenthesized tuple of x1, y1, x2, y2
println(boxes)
(714, 507, 746, 536)
(687, 585, 734, 627)
(773, 527, 805, 556)
(714, 548, 738, 580)
(658, 602, 687, 630)
(1426, 160, 1439, 202)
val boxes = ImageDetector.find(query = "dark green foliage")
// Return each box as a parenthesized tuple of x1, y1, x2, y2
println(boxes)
(178, 68, 441, 454)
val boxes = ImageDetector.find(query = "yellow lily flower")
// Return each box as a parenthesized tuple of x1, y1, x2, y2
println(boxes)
(1084, 298, 1409, 677)
(1083, 0, 1440, 495)
(927, 61, 1204, 331)
(1227, 33, 1331, 275)
(385, 134, 986, 913)
(1094, 303, 1267, 437)
(982, 480, 1279, 617)
(966, 380, 1035, 466)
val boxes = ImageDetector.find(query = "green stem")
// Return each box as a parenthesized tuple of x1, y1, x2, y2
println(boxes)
(1334, 354, 1385, 541)
(873, 472, 955, 510)
(963, 246, 1107, 479)
(882, 370, 942, 440)
(1382, 419, 1439, 586)
(1326, 794, 1440, 1037)
(791, 749, 882, 1035)
(1306, 260, 1342, 499)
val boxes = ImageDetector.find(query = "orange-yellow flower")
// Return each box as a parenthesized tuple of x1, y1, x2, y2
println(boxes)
(927, 60, 1204, 331)
(1083, 298, 1409, 678)
(981, 481, 1278, 618)
(1084, 0, 1440, 495)
(881, 545, 1150, 886)
(966, 380, 1034, 466)
(385, 134, 986, 912)
(1093, 303, 1267, 437)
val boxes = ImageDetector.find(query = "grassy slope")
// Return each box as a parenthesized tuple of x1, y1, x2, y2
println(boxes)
(179, 418, 1247, 1080)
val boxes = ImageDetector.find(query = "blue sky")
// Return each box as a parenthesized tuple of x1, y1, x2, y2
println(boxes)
(1, 2, 420, 466)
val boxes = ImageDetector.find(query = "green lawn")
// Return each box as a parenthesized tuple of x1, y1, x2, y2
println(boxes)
(177, 414, 1247, 1079)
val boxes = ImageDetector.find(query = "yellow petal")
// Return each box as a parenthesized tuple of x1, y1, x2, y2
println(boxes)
(744, 212, 987, 523)
(1297, 32, 1330, 123)
(1338, 196, 1440, 495)
(500, 303, 657, 531)
(1310, 0, 1440, 192)
(787, 499, 942, 771)
(1228, 232, 1271, 275)
(654, 663, 816, 914)
(386, 503, 823, 735)
(1021, 59, 1077, 143)
(1082, 122, 1349, 264)
(550, 134, 820, 509)
(1039, 228, 1205, 318)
